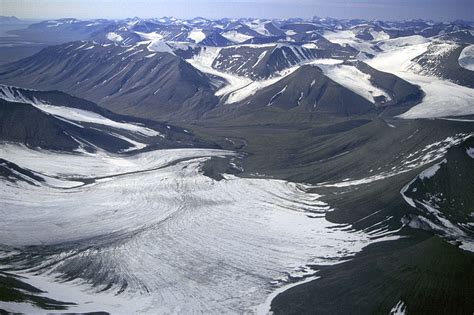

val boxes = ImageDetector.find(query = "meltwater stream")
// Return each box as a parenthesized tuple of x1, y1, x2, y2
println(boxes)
(0, 144, 399, 313)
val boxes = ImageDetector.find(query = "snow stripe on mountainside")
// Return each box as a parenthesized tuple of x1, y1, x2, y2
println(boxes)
(189, 49, 338, 105)
(0, 86, 161, 137)
(33, 104, 162, 137)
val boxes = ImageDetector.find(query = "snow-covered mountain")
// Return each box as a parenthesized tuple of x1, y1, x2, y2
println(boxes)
(0, 15, 473, 315)
(2, 16, 472, 121)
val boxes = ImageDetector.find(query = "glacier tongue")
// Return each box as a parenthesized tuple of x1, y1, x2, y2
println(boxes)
(0, 145, 400, 313)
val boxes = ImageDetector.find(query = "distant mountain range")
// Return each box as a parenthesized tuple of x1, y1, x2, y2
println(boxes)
(0, 16, 22, 24)
(2, 16, 471, 122)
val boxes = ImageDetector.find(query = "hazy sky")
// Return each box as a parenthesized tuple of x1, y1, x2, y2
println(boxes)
(1, 0, 473, 21)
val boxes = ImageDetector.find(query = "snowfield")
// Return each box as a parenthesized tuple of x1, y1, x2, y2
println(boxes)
(0, 144, 400, 313)
(367, 42, 474, 118)
(458, 44, 474, 71)
(318, 63, 391, 103)
(106, 32, 123, 43)
(323, 29, 377, 54)
(187, 29, 473, 118)
(377, 35, 429, 51)
(188, 29, 206, 43)
(187, 45, 355, 105)
(222, 30, 253, 43)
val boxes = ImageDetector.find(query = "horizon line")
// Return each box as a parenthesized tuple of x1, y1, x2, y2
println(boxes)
(3, 15, 473, 24)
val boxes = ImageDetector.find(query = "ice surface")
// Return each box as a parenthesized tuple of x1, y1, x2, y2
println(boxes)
(0, 144, 400, 313)
(135, 31, 164, 41)
(244, 21, 271, 36)
(323, 30, 377, 54)
(378, 35, 429, 51)
(458, 45, 474, 71)
(187, 47, 254, 100)
(397, 74, 474, 119)
(146, 40, 174, 53)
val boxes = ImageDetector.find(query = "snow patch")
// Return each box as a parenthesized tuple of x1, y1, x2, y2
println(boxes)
(106, 32, 123, 43)
(253, 51, 268, 68)
(378, 35, 429, 51)
(418, 159, 445, 180)
(370, 30, 390, 41)
(188, 29, 206, 43)
(222, 31, 253, 43)
(397, 75, 474, 119)
(147, 40, 174, 54)
(318, 64, 391, 103)
(458, 45, 474, 71)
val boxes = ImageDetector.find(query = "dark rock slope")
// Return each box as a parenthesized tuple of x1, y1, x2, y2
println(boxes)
(0, 41, 219, 121)
(0, 85, 217, 152)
